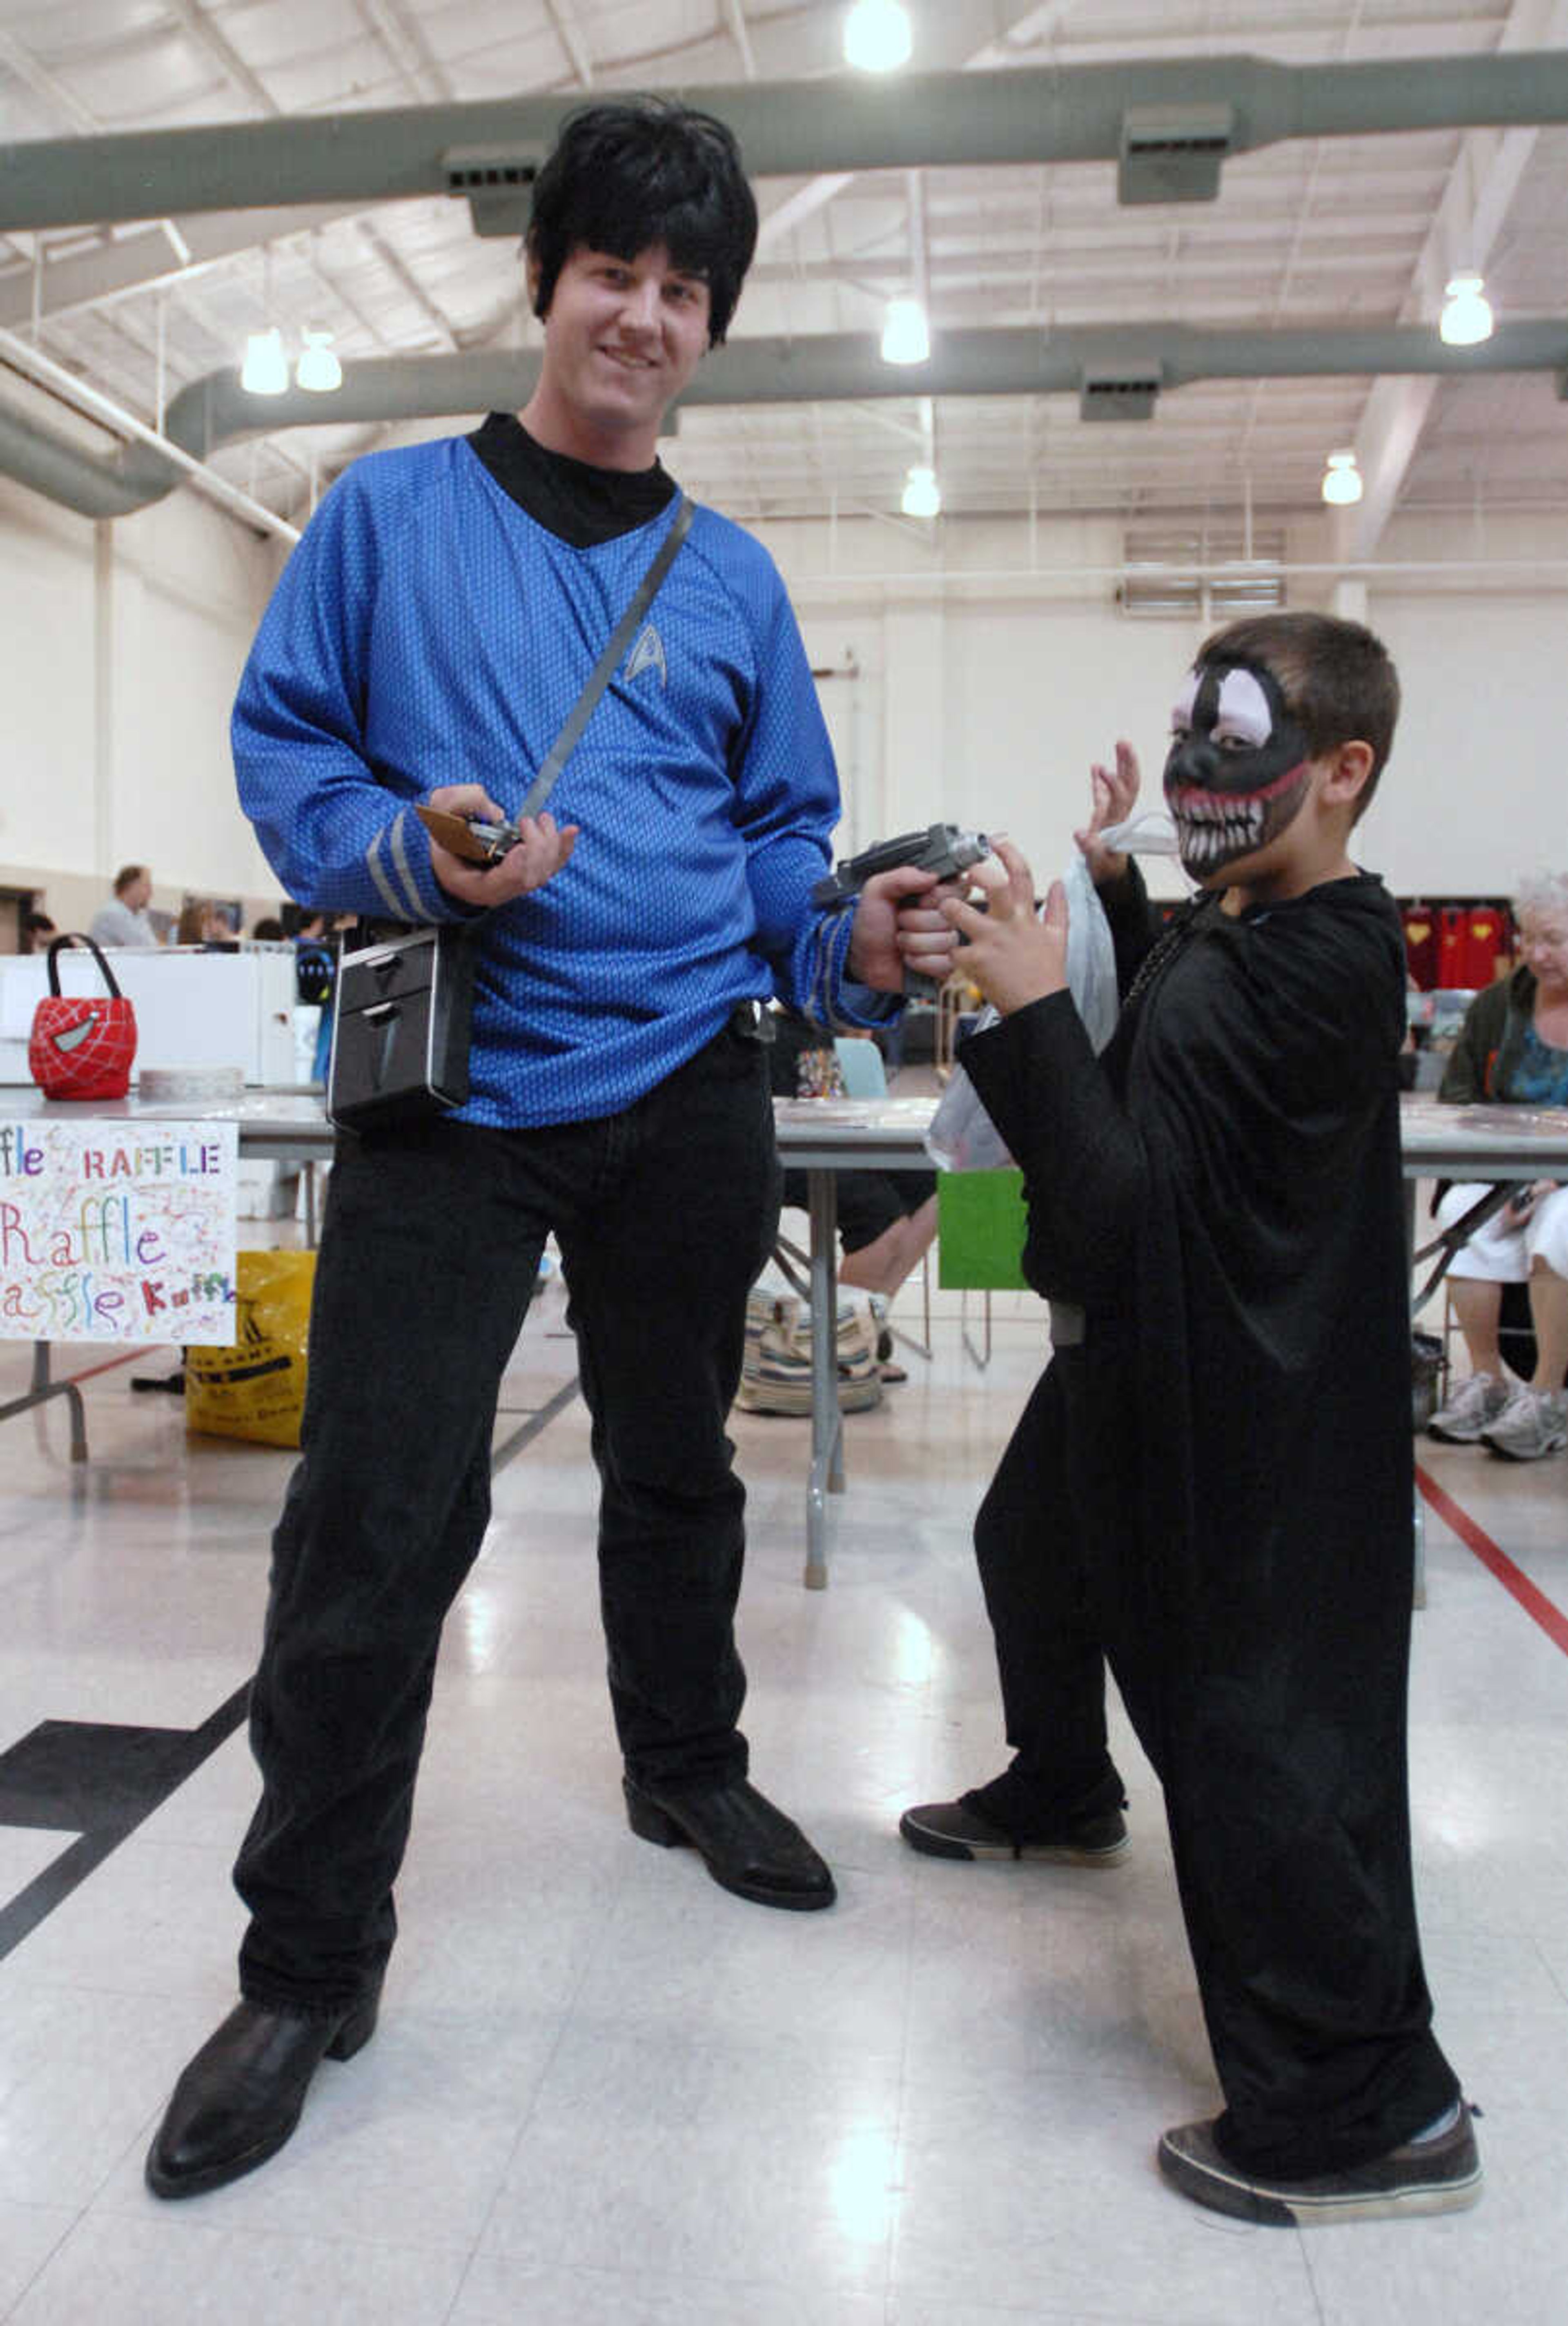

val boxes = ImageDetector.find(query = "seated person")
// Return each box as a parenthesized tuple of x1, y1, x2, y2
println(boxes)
(768, 1006, 937, 1379)
(175, 898, 236, 947)
(1426, 871, 1568, 1460)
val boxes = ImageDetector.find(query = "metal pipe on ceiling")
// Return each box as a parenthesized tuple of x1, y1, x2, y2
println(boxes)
(0, 51, 1566, 229)
(3, 316, 1560, 525)
(0, 323, 301, 535)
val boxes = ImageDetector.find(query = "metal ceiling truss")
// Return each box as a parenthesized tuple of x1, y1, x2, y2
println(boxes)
(4, 316, 1564, 528)
(2, 51, 1567, 237)
(0, 38, 1565, 531)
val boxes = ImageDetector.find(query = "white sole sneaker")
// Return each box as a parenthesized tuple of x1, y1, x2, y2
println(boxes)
(1157, 2108, 1483, 2226)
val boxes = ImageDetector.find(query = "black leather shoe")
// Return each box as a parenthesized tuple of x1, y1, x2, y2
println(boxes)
(145, 1990, 379, 2199)
(624, 1776, 836, 1910)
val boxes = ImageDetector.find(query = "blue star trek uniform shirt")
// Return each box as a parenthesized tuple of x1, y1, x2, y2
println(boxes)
(233, 417, 886, 1128)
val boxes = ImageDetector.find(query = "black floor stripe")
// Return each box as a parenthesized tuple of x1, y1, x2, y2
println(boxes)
(0, 1372, 581, 1962)
(489, 1375, 581, 1474)
(0, 1683, 251, 1966)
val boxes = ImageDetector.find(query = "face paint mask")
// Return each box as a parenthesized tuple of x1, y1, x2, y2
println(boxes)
(1163, 657, 1312, 879)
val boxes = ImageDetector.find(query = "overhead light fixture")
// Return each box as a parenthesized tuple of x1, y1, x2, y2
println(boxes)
(296, 328, 343, 393)
(844, 0, 912, 73)
(880, 296, 930, 366)
(902, 463, 941, 519)
(240, 326, 289, 396)
(1440, 273, 1493, 347)
(1321, 448, 1363, 507)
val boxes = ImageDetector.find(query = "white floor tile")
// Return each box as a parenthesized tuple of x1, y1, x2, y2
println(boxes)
(0, 2204, 74, 2317)
(451, 2255, 888, 2324)
(8, 2211, 468, 2326)
(0, 1304, 1563, 2323)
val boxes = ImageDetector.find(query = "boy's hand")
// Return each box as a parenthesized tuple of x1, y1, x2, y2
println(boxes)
(847, 865, 962, 992)
(942, 841, 1068, 1016)
(1075, 740, 1140, 886)
(425, 782, 579, 906)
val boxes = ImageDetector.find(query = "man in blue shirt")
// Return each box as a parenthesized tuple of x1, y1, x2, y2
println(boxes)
(149, 98, 955, 2200)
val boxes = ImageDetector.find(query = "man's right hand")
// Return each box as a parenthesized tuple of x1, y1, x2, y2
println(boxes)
(423, 783, 579, 908)
(1074, 740, 1140, 887)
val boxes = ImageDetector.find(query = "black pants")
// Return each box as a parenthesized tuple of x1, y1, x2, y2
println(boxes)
(235, 1023, 781, 2014)
(970, 1352, 1459, 2181)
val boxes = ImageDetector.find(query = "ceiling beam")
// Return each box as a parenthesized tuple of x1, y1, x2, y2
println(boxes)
(354, 0, 456, 102)
(6, 50, 1568, 230)
(543, 0, 595, 87)
(1346, 0, 1568, 557)
(0, 204, 361, 329)
(165, 0, 275, 118)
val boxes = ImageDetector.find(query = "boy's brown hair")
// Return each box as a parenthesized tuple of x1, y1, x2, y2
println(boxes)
(1198, 610, 1400, 821)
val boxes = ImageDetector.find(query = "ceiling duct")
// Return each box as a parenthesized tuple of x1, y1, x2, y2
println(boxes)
(0, 51, 1567, 230)
(3, 317, 1561, 527)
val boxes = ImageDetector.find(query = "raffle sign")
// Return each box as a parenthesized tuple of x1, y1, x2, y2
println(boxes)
(0, 1118, 238, 1343)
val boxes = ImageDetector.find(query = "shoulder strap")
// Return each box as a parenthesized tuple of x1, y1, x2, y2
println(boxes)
(515, 493, 694, 823)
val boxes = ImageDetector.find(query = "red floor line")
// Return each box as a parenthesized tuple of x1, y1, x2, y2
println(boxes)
(56, 1349, 160, 1389)
(1416, 1463, 1568, 1660)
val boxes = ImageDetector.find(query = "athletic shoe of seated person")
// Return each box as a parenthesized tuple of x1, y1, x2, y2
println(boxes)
(1426, 1370, 1511, 1443)
(1482, 1383, 1568, 1462)
(1156, 2102, 1482, 2227)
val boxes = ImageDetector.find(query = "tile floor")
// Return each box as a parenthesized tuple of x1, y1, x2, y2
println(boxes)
(0, 1227, 1564, 2324)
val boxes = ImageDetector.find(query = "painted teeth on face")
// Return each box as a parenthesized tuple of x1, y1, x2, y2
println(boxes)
(1173, 793, 1267, 869)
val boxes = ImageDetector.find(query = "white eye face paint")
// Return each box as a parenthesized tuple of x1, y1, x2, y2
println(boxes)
(1211, 666, 1273, 748)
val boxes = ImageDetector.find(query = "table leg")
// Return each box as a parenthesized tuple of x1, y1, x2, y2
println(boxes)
(0, 1343, 88, 1463)
(804, 1168, 843, 1589)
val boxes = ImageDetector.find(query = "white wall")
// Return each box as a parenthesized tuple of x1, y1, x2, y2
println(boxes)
(0, 461, 280, 934)
(765, 506, 1568, 904)
(2, 463, 1564, 937)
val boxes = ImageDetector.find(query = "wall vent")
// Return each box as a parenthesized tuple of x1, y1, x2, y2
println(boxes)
(1118, 104, 1234, 205)
(441, 145, 543, 236)
(1118, 526, 1286, 619)
(1079, 368, 1161, 423)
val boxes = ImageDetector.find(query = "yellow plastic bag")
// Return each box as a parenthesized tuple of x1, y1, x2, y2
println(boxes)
(185, 1249, 316, 1448)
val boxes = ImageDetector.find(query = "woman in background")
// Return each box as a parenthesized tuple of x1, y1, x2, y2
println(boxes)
(1427, 871, 1568, 1460)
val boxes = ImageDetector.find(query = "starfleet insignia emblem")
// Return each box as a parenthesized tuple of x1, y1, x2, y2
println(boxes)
(625, 622, 668, 689)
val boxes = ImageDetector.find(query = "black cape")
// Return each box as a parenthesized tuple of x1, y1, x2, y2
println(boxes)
(960, 871, 1446, 2167)
(962, 867, 1412, 1688)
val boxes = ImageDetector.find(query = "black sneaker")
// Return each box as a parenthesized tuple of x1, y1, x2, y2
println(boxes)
(899, 1793, 1128, 1865)
(1156, 2106, 1483, 2226)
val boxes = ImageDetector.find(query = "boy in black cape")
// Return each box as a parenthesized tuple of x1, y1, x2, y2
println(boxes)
(901, 612, 1480, 2226)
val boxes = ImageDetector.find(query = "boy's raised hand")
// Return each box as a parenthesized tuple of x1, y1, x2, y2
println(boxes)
(1075, 739, 1140, 885)
(942, 839, 1069, 1018)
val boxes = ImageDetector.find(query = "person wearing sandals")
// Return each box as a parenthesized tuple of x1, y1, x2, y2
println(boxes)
(1425, 872, 1568, 1460)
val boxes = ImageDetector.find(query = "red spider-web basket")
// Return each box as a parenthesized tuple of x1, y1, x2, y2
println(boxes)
(28, 933, 139, 1101)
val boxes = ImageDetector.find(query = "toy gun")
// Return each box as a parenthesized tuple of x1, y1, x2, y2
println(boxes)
(811, 822, 991, 909)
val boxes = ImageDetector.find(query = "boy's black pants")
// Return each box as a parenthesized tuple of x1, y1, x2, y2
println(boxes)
(234, 1022, 780, 2018)
(973, 1351, 1459, 2181)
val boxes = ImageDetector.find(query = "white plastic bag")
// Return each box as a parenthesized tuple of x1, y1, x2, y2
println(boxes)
(924, 812, 1181, 1171)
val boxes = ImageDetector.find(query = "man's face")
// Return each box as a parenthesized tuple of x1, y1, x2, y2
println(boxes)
(532, 243, 711, 458)
(127, 870, 152, 911)
(1163, 657, 1312, 883)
